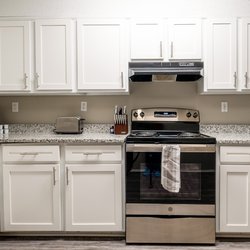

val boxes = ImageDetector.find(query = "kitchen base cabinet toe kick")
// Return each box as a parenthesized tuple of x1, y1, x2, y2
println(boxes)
(0, 144, 123, 233)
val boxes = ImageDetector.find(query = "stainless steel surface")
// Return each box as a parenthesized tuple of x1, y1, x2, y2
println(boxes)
(128, 62, 204, 82)
(245, 72, 248, 88)
(126, 217, 215, 244)
(126, 143, 216, 153)
(234, 71, 237, 87)
(171, 41, 174, 58)
(55, 117, 84, 134)
(126, 204, 215, 216)
(131, 108, 199, 122)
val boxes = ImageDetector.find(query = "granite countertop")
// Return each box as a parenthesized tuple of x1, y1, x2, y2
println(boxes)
(200, 124, 250, 144)
(0, 124, 127, 144)
(0, 123, 250, 145)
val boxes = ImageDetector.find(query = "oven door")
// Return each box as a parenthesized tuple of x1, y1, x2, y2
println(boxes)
(126, 144, 215, 204)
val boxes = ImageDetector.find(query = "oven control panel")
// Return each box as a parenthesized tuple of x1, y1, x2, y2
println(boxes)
(132, 108, 200, 122)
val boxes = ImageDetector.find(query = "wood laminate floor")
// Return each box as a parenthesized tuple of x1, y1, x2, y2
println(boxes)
(0, 239, 250, 250)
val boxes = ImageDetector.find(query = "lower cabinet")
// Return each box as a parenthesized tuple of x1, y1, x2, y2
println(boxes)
(3, 164, 61, 231)
(65, 164, 122, 231)
(1, 144, 123, 233)
(219, 146, 250, 233)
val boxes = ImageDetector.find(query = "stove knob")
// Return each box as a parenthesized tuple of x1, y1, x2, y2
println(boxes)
(186, 112, 192, 118)
(140, 112, 145, 118)
(133, 112, 138, 118)
(193, 112, 198, 118)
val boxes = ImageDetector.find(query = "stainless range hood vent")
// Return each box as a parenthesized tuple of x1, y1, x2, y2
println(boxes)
(129, 62, 203, 82)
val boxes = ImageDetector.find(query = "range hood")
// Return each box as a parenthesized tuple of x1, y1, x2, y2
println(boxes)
(129, 61, 203, 82)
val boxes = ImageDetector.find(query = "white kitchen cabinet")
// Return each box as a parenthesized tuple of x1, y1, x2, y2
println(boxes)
(35, 19, 73, 91)
(130, 20, 164, 60)
(0, 21, 31, 91)
(238, 18, 250, 91)
(168, 19, 202, 60)
(220, 146, 250, 232)
(77, 19, 128, 92)
(2, 145, 61, 231)
(65, 145, 122, 231)
(203, 19, 237, 91)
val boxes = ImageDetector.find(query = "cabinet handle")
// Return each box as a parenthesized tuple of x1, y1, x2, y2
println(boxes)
(245, 72, 248, 88)
(24, 73, 28, 89)
(234, 72, 237, 88)
(171, 42, 174, 58)
(35, 73, 40, 88)
(160, 41, 163, 58)
(82, 152, 102, 156)
(66, 167, 69, 185)
(53, 167, 56, 186)
(121, 72, 124, 88)
(10, 152, 52, 156)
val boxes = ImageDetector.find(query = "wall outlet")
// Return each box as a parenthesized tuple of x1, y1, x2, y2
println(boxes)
(12, 102, 19, 112)
(221, 101, 228, 112)
(81, 102, 87, 111)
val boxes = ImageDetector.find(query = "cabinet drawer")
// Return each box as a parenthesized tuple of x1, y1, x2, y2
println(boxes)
(65, 145, 122, 162)
(2, 145, 60, 162)
(220, 146, 250, 163)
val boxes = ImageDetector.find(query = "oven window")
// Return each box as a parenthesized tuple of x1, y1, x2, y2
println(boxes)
(126, 151, 215, 204)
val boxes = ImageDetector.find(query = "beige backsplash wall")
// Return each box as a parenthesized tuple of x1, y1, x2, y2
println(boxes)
(0, 83, 250, 124)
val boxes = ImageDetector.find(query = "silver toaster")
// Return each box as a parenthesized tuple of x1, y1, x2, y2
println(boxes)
(55, 117, 84, 134)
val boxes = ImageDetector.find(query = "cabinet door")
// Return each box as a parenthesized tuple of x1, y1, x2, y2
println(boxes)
(168, 19, 201, 60)
(0, 21, 31, 91)
(130, 20, 164, 60)
(35, 19, 73, 91)
(239, 18, 250, 91)
(65, 164, 122, 231)
(77, 19, 128, 91)
(204, 19, 237, 90)
(3, 164, 61, 231)
(220, 165, 250, 232)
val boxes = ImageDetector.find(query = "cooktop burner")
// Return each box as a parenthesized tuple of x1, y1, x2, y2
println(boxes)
(126, 108, 216, 145)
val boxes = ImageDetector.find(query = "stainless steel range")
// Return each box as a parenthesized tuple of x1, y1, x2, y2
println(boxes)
(125, 108, 216, 244)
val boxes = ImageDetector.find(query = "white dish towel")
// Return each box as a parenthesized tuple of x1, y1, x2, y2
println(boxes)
(161, 145, 181, 193)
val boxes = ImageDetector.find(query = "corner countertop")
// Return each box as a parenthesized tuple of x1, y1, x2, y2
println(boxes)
(0, 124, 127, 144)
(200, 124, 250, 145)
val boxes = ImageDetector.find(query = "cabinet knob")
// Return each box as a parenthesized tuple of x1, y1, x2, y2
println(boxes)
(234, 72, 237, 88)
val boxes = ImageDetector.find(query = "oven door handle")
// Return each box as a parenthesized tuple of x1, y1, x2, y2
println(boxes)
(126, 144, 216, 153)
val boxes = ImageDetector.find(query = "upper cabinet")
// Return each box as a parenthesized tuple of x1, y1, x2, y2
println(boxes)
(129, 18, 202, 61)
(203, 19, 237, 91)
(0, 21, 31, 92)
(168, 19, 202, 60)
(130, 19, 164, 60)
(35, 19, 73, 91)
(77, 19, 128, 92)
(238, 18, 250, 92)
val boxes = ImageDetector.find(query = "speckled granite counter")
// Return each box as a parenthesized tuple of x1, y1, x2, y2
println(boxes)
(1, 123, 250, 145)
(0, 124, 127, 144)
(201, 124, 250, 144)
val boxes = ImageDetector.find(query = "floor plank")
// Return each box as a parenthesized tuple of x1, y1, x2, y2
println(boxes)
(0, 239, 250, 250)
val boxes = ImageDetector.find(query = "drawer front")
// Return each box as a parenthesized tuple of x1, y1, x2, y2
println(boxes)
(65, 145, 122, 162)
(126, 217, 215, 244)
(2, 145, 60, 162)
(220, 146, 250, 163)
